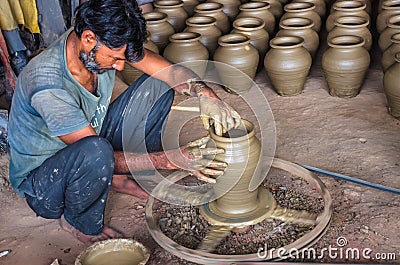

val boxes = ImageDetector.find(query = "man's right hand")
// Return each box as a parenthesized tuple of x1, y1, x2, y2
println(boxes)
(163, 136, 227, 183)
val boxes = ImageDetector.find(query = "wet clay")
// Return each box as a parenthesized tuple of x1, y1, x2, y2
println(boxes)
(82, 250, 147, 265)
(76, 239, 150, 265)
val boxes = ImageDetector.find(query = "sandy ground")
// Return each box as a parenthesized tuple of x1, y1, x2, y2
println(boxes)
(1, 34, 400, 265)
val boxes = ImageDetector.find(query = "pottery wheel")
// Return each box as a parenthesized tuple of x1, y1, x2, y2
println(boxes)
(145, 158, 332, 263)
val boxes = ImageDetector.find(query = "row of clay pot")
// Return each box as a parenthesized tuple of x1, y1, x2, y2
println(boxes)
(379, 0, 400, 119)
(264, 0, 327, 96)
(321, 0, 372, 98)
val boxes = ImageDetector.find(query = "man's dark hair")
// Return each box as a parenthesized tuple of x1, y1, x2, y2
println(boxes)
(74, 0, 146, 63)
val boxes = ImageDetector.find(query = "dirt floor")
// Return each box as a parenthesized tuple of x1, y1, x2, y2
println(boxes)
(1, 32, 400, 265)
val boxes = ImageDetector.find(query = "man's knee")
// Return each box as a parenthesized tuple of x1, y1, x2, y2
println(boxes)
(70, 136, 114, 182)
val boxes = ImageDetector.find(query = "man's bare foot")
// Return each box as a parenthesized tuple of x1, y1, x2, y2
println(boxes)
(111, 175, 149, 199)
(60, 215, 123, 246)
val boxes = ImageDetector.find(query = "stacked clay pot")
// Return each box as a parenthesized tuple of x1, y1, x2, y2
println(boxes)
(327, 16, 372, 51)
(236, 1, 276, 36)
(322, 36, 370, 98)
(194, 2, 231, 34)
(207, 0, 241, 22)
(154, 0, 189, 32)
(383, 52, 400, 119)
(143, 11, 175, 53)
(322, 0, 372, 97)
(326, 0, 370, 33)
(378, 14, 400, 52)
(163, 32, 209, 78)
(264, 36, 312, 96)
(251, 0, 283, 20)
(377, 0, 400, 34)
(231, 17, 269, 72)
(292, 0, 327, 18)
(214, 33, 259, 94)
(184, 16, 222, 58)
(276, 17, 319, 58)
(382, 33, 400, 72)
(280, 2, 322, 32)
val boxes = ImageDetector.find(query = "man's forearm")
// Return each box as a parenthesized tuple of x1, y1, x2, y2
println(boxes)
(113, 151, 177, 174)
(128, 49, 219, 98)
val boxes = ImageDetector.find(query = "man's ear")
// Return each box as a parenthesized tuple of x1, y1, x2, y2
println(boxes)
(81, 30, 98, 50)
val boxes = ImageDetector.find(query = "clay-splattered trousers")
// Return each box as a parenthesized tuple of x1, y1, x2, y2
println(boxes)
(19, 74, 174, 235)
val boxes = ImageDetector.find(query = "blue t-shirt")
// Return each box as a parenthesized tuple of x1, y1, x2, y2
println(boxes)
(8, 28, 115, 196)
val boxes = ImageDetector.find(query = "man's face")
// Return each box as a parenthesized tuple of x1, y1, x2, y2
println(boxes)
(79, 42, 108, 74)
(79, 41, 127, 74)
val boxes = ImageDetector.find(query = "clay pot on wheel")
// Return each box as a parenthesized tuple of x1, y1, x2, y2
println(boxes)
(322, 35, 370, 98)
(264, 36, 312, 96)
(206, 120, 262, 215)
(213, 33, 259, 94)
(163, 32, 209, 78)
(383, 52, 400, 119)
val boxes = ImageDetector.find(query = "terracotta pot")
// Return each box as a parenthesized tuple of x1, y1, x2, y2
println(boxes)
(292, 0, 327, 18)
(154, 0, 188, 32)
(383, 52, 400, 119)
(182, 0, 199, 16)
(232, 17, 269, 72)
(322, 35, 370, 98)
(184, 16, 222, 58)
(194, 2, 230, 34)
(120, 34, 159, 85)
(214, 33, 259, 94)
(207, 120, 262, 214)
(377, 0, 400, 33)
(163, 32, 209, 78)
(237, 1, 276, 36)
(264, 36, 312, 96)
(207, 0, 241, 21)
(277, 17, 319, 58)
(327, 16, 372, 51)
(326, 0, 370, 32)
(382, 33, 400, 71)
(250, 0, 283, 19)
(280, 2, 321, 32)
(379, 14, 400, 51)
(143, 11, 175, 53)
